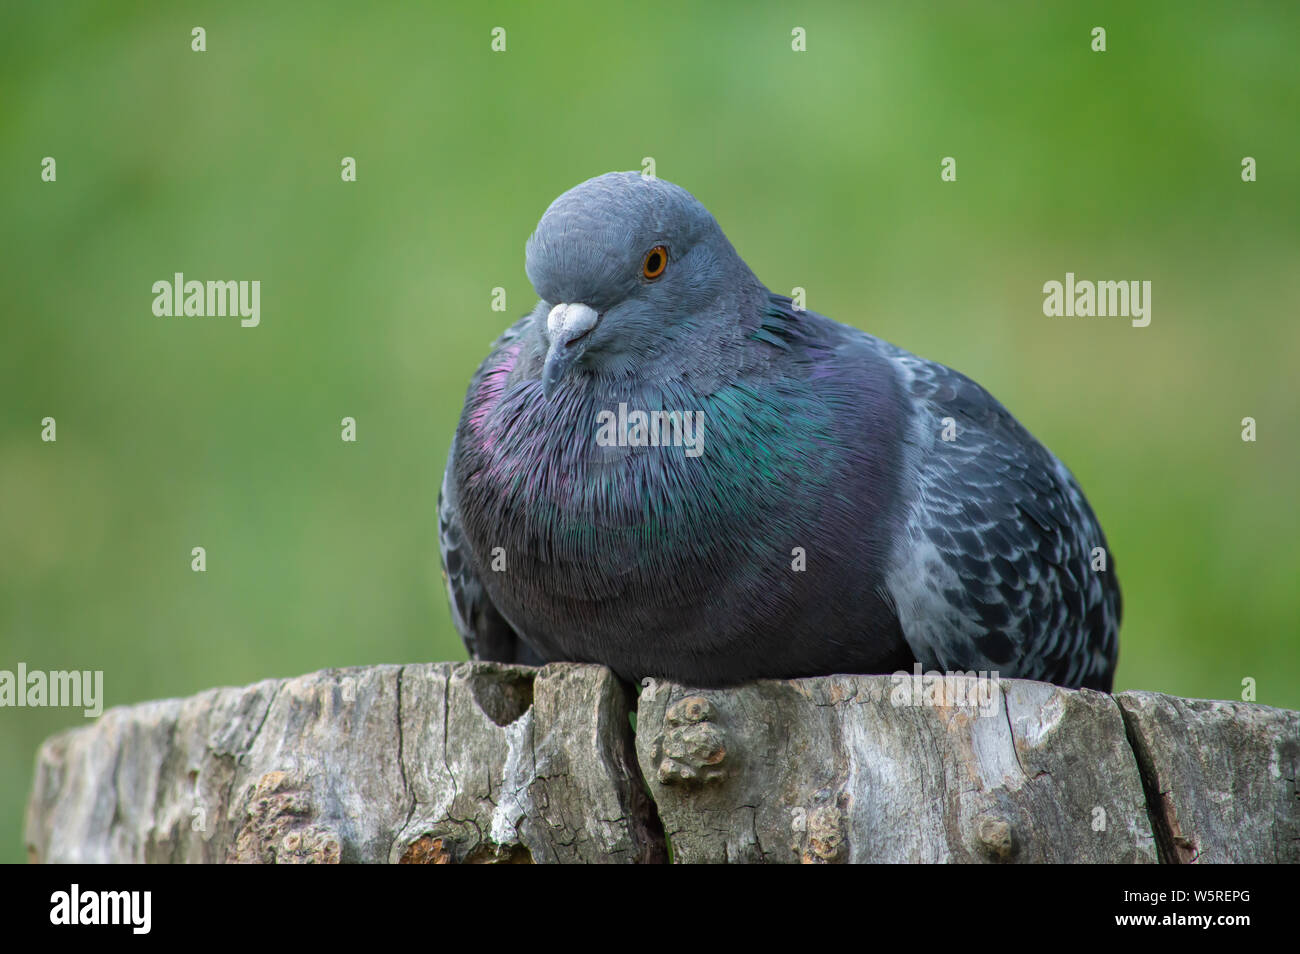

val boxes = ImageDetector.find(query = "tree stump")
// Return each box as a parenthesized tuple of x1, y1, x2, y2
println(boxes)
(25, 663, 1298, 864)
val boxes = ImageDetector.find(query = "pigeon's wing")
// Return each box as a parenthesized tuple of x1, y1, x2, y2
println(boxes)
(439, 437, 544, 666)
(878, 345, 1120, 690)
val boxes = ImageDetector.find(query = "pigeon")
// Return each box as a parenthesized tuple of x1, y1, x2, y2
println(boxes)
(439, 172, 1120, 690)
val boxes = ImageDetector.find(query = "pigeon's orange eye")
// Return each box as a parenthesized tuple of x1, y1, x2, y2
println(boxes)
(642, 246, 668, 280)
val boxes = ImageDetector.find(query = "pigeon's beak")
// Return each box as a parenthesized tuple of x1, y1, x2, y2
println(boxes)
(542, 302, 599, 399)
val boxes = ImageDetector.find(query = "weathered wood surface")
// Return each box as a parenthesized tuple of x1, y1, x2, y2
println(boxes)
(25, 663, 1299, 864)
(25, 663, 662, 864)
(635, 675, 1156, 863)
(1116, 692, 1298, 863)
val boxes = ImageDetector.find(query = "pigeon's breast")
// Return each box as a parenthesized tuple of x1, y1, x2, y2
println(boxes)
(456, 379, 756, 605)
(452, 350, 911, 682)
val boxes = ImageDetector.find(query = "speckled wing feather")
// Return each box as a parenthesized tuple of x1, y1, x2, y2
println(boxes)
(879, 343, 1121, 690)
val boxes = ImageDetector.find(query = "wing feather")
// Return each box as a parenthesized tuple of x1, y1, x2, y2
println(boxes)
(881, 347, 1120, 689)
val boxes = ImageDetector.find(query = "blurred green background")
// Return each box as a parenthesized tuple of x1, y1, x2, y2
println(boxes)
(2, 1, 1297, 863)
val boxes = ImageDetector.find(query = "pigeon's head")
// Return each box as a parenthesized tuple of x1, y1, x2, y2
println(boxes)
(525, 172, 757, 397)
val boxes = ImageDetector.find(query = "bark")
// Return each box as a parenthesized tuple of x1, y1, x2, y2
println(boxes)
(25, 664, 1297, 864)
(1116, 691, 1298, 863)
(635, 675, 1155, 863)
(25, 663, 662, 864)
